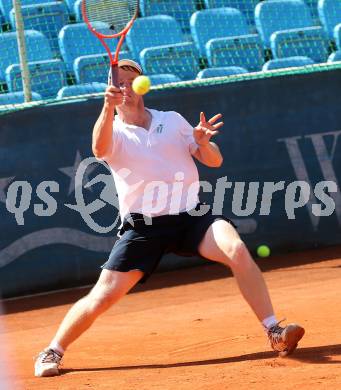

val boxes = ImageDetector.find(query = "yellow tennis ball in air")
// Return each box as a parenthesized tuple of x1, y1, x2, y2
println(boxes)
(132, 75, 151, 95)
(257, 245, 271, 258)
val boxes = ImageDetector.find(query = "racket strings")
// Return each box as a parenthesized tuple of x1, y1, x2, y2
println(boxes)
(84, 0, 137, 33)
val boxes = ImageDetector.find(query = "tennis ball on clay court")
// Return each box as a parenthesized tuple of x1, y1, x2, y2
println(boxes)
(132, 75, 151, 95)
(257, 245, 271, 258)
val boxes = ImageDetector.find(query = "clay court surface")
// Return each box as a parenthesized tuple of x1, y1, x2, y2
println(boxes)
(1, 246, 341, 389)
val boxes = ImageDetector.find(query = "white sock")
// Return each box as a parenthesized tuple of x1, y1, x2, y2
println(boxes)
(48, 340, 65, 356)
(262, 315, 278, 330)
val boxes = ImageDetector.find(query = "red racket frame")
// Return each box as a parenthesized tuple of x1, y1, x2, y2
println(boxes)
(81, 1, 139, 86)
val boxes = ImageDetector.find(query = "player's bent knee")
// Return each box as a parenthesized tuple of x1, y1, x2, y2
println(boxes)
(86, 269, 142, 315)
(86, 292, 117, 315)
(222, 239, 252, 270)
(229, 239, 245, 258)
(87, 284, 124, 314)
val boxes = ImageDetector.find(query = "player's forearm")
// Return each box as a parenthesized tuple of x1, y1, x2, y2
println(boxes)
(92, 103, 115, 158)
(196, 142, 223, 167)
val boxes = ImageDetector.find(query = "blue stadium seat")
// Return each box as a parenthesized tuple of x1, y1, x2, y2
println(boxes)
(262, 56, 315, 70)
(10, 2, 69, 56)
(0, 0, 57, 22)
(270, 26, 329, 62)
(64, 0, 77, 14)
(190, 8, 251, 57)
(126, 15, 185, 60)
(335, 23, 341, 49)
(59, 22, 118, 73)
(0, 90, 42, 105)
(140, 42, 199, 80)
(5, 59, 67, 98)
(0, 30, 53, 83)
(139, 0, 197, 31)
(196, 66, 248, 79)
(56, 82, 106, 99)
(255, 0, 314, 48)
(263, 0, 320, 24)
(74, 0, 82, 21)
(318, 0, 341, 40)
(206, 35, 264, 71)
(148, 74, 181, 85)
(328, 49, 341, 61)
(74, 54, 109, 84)
(203, 0, 258, 26)
(305, 0, 320, 23)
(74, 50, 131, 84)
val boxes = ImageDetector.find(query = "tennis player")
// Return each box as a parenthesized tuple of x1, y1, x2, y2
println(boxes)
(35, 59, 305, 377)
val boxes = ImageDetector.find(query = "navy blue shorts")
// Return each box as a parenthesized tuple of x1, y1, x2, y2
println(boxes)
(101, 205, 235, 283)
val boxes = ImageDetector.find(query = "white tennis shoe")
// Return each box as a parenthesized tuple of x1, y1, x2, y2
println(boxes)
(267, 321, 305, 357)
(34, 348, 63, 377)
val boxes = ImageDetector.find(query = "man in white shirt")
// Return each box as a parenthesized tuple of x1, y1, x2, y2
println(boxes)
(35, 60, 304, 377)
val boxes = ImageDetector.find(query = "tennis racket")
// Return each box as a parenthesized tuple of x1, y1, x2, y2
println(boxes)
(82, 0, 139, 87)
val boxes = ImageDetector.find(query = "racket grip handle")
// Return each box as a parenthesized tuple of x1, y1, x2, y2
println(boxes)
(110, 64, 119, 87)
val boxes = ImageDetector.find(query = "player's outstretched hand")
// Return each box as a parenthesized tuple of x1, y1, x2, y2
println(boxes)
(194, 112, 224, 146)
(104, 85, 123, 107)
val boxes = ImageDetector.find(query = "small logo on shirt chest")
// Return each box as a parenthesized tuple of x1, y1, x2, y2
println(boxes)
(156, 124, 164, 134)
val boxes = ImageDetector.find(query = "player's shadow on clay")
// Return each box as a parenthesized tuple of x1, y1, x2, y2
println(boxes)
(61, 343, 341, 375)
(288, 343, 341, 364)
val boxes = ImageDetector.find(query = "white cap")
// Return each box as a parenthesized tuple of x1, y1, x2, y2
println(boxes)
(118, 59, 143, 74)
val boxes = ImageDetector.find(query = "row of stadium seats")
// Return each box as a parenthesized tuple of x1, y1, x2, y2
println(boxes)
(1, 0, 340, 47)
(1, 35, 340, 100)
(0, 0, 254, 30)
(0, 0, 330, 32)
(1, 50, 341, 104)
(0, 0, 340, 101)
(1, 0, 339, 33)
(1, 2, 340, 77)
(2, 1, 340, 60)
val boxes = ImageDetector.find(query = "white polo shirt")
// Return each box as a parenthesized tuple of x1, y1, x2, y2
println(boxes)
(103, 109, 200, 219)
